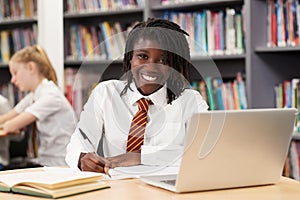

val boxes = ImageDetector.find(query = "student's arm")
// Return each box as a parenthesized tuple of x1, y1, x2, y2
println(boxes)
(0, 109, 18, 124)
(66, 86, 105, 171)
(2, 111, 36, 134)
(105, 152, 141, 168)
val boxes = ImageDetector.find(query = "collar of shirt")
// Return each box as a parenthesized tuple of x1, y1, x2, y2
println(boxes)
(128, 82, 168, 107)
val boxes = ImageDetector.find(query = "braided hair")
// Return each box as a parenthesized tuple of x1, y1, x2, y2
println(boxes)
(121, 18, 192, 104)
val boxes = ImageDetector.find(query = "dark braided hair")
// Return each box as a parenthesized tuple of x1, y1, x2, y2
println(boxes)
(121, 18, 192, 104)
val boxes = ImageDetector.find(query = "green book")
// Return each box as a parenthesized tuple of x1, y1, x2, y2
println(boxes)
(205, 77, 216, 110)
(0, 167, 110, 199)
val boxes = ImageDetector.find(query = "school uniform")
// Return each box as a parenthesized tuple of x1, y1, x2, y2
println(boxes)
(14, 79, 76, 166)
(66, 80, 208, 170)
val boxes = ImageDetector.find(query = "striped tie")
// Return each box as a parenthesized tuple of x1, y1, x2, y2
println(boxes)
(126, 98, 151, 152)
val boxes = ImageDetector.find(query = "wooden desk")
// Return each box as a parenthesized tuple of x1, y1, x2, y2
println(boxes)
(0, 177, 299, 200)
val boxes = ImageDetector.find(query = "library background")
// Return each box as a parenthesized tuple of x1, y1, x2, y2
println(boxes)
(0, 0, 299, 180)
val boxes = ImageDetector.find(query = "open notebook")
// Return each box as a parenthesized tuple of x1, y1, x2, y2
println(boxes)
(140, 108, 297, 193)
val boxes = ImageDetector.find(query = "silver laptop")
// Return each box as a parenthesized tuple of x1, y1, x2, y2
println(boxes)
(140, 108, 297, 193)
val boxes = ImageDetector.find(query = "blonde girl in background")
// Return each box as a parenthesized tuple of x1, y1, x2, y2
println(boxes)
(0, 45, 76, 166)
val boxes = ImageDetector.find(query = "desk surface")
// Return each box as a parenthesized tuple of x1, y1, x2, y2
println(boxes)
(0, 177, 299, 200)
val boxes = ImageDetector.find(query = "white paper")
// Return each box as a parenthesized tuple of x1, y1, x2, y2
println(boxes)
(107, 165, 179, 180)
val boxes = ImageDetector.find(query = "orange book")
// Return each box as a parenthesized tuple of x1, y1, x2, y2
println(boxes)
(231, 81, 240, 110)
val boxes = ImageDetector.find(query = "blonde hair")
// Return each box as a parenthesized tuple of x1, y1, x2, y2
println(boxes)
(10, 45, 58, 85)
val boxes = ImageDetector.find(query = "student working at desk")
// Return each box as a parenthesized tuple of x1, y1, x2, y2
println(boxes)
(0, 45, 76, 166)
(65, 18, 208, 174)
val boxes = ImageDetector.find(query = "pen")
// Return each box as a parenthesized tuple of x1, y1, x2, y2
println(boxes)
(78, 128, 111, 178)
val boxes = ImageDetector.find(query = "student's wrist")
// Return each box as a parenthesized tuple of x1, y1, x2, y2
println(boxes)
(78, 152, 87, 170)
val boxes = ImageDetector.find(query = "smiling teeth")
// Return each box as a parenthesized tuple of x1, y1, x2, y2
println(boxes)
(142, 74, 157, 81)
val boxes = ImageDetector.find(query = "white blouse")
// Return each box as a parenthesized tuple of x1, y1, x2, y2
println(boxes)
(15, 79, 76, 166)
(66, 80, 208, 170)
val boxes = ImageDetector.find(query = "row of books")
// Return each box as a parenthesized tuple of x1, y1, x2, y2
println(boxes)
(274, 78, 300, 133)
(161, 7, 245, 56)
(65, 0, 145, 13)
(274, 78, 300, 109)
(0, 25, 37, 64)
(190, 72, 247, 110)
(66, 22, 137, 61)
(65, 8, 245, 61)
(64, 67, 99, 118)
(267, 0, 300, 47)
(284, 140, 300, 181)
(274, 77, 300, 183)
(0, 0, 36, 20)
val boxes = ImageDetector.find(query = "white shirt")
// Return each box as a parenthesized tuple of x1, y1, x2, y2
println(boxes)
(66, 80, 208, 170)
(15, 79, 76, 166)
(0, 95, 11, 166)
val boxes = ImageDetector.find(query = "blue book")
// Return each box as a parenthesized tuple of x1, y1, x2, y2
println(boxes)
(215, 79, 225, 110)
(219, 10, 225, 52)
(74, 25, 82, 60)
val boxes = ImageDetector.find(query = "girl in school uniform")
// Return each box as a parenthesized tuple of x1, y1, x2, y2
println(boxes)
(0, 45, 76, 166)
(65, 18, 209, 173)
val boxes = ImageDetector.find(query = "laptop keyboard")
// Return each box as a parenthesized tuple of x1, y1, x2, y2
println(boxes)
(161, 179, 176, 186)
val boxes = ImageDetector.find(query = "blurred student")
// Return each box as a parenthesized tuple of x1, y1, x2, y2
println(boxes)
(65, 18, 208, 173)
(0, 95, 11, 170)
(0, 45, 76, 166)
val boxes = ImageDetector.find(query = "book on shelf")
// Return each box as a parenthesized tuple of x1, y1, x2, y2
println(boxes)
(0, 167, 109, 199)
(287, 141, 300, 180)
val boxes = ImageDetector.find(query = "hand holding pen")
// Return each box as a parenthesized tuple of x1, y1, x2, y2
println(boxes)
(78, 128, 111, 176)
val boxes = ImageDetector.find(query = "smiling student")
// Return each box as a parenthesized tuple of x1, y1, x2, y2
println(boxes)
(65, 18, 208, 173)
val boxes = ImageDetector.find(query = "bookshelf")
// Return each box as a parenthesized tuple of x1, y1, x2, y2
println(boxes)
(249, 0, 300, 180)
(0, 0, 37, 84)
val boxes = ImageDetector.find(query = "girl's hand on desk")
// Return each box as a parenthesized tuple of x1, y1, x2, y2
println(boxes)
(0, 128, 20, 136)
(79, 152, 111, 174)
(0, 129, 7, 136)
(106, 152, 141, 168)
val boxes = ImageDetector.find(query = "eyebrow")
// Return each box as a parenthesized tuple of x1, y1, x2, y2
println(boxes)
(133, 49, 148, 52)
